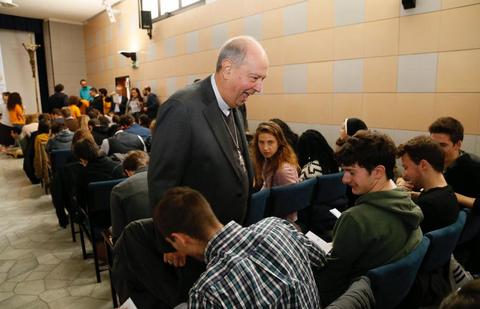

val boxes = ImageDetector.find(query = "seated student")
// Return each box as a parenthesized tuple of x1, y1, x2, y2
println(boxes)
(154, 187, 326, 308)
(124, 114, 150, 140)
(316, 130, 423, 305)
(429, 117, 480, 272)
(397, 135, 460, 306)
(50, 108, 64, 124)
(61, 105, 79, 132)
(33, 119, 50, 180)
(73, 136, 124, 213)
(297, 129, 339, 180)
(46, 121, 73, 153)
(110, 150, 151, 242)
(100, 115, 146, 156)
(90, 116, 111, 146)
(397, 135, 459, 233)
(66, 96, 81, 119)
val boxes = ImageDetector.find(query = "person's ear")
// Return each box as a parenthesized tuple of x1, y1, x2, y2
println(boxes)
(373, 165, 386, 179)
(221, 59, 233, 79)
(419, 159, 429, 171)
(168, 232, 189, 247)
(453, 140, 462, 152)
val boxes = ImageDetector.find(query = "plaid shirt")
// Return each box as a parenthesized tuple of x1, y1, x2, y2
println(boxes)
(188, 217, 326, 308)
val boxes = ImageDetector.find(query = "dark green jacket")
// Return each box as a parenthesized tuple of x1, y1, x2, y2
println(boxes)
(317, 188, 423, 305)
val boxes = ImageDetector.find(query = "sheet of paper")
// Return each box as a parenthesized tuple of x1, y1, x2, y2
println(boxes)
(306, 231, 332, 253)
(118, 298, 137, 309)
(329, 208, 341, 218)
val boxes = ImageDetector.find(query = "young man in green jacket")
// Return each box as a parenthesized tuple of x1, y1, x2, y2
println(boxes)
(316, 130, 424, 305)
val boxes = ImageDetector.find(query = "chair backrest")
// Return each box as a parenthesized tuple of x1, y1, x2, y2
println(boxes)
(457, 208, 480, 245)
(50, 149, 73, 173)
(87, 178, 126, 227)
(367, 237, 430, 309)
(421, 210, 467, 272)
(314, 172, 347, 209)
(269, 177, 317, 218)
(244, 189, 270, 226)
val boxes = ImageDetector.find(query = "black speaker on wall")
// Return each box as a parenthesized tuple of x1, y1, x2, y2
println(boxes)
(140, 10, 152, 29)
(402, 0, 416, 9)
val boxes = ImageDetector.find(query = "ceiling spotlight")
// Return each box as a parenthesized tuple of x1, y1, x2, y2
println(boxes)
(0, 0, 18, 8)
(119, 51, 138, 69)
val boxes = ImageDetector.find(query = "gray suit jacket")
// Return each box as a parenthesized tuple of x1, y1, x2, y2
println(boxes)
(111, 169, 151, 240)
(148, 76, 253, 225)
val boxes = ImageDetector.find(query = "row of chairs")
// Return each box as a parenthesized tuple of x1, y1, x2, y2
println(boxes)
(367, 209, 468, 308)
(246, 172, 348, 233)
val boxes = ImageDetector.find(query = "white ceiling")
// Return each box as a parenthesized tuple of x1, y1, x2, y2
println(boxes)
(0, 0, 124, 24)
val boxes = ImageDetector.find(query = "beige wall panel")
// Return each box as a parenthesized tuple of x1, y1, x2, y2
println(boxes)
(229, 19, 245, 38)
(439, 5, 480, 51)
(283, 30, 334, 64)
(176, 76, 189, 90)
(307, 62, 334, 93)
(198, 28, 213, 52)
(364, 56, 398, 92)
(442, 0, 480, 9)
(157, 79, 168, 101)
(363, 93, 398, 128)
(262, 37, 286, 66)
(399, 12, 441, 54)
(332, 94, 363, 123)
(396, 93, 436, 131)
(365, 0, 400, 21)
(263, 66, 284, 94)
(283, 94, 333, 124)
(364, 18, 399, 57)
(435, 93, 480, 134)
(308, 0, 334, 30)
(211, 0, 244, 24)
(334, 24, 364, 60)
(263, 0, 305, 11)
(242, 0, 264, 17)
(437, 49, 480, 92)
(248, 94, 286, 120)
(142, 60, 162, 81)
(176, 34, 186, 56)
(263, 9, 283, 40)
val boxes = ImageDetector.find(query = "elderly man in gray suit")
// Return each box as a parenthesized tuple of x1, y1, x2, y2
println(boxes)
(147, 36, 269, 302)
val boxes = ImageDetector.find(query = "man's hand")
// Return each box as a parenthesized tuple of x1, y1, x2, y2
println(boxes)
(163, 252, 187, 267)
(396, 177, 414, 191)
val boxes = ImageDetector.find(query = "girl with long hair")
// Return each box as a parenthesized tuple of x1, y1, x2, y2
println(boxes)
(252, 121, 300, 189)
(126, 88, 143, 116)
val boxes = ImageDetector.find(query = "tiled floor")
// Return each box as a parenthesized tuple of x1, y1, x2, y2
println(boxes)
(0, 153, 112, 309)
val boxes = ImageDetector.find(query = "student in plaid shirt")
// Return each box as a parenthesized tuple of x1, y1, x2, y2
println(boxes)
(153, 187, 326, 308)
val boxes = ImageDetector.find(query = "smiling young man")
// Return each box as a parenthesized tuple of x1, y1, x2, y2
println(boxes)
(316, 130, 423, 305)
(397, 135, 459, 233)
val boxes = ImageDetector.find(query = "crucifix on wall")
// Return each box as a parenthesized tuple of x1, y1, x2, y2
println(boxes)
(22, 37, 41, 113)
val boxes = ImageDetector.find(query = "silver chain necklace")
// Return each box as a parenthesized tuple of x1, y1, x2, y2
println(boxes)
(221, 110, 247, 174)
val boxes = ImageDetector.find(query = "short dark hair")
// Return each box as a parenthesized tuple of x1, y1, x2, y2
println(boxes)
(37, 119, 51, 134)
(119, 114, 134, 127)
(87, 108, 100, 119)
(440, 279, 480, 309)
(89, 87, 98, 93)
(61, 106, 72, 118)
(143, 86, 151, 92)
(73, 137, 98, 162)
(98, 115, 110, 127)
(397, 136, 445, 173)
(54, 84, 64, 92)
(335, 130, 396, 180)
(153, 187, 219, 242)
(51, 121, 66, 134)
(67, 95, 79, 107)
(88, 118, 100, 128)
(429, 117, 464, 144)
(99, 88, 108, 96)
(80, 79, 86, 84)
(139, 114, 151, 128)
(51, 108, 62, 116)
(123, 150, 149, 172)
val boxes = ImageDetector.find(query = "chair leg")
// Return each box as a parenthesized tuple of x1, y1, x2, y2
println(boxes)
(79, 228, 87, 259)
(109, 269, 119, 308)
(90, 230, 101, 283)
(69, 215, 76, 242)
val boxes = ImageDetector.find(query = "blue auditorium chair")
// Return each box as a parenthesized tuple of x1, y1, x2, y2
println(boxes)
(269, 177, 317, 218)
(244, 189, 270, 226)
(366, 237, 430, 309)
(79, 178, 125, 283)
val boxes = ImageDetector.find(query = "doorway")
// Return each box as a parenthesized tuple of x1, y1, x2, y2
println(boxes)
(115, 75, 130, 99)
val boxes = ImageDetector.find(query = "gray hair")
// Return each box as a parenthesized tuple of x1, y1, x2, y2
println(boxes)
(215, 36, 262, 72)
